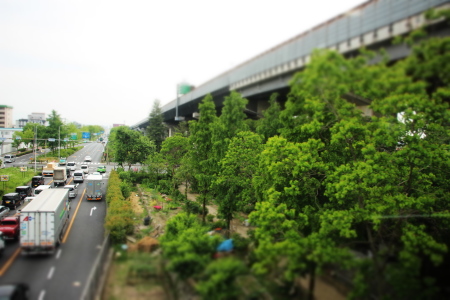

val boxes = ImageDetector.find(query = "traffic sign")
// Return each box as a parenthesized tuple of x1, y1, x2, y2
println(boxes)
(48, 138, 56, 142)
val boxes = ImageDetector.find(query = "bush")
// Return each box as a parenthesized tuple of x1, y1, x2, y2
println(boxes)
(120, 181, 132, 199)
(183, 200, 204, 215)
(210, 220, 227, 230)
(206, 214, 214, 223)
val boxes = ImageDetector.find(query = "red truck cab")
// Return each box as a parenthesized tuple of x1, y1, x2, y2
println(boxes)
(0, 216, 20, 240)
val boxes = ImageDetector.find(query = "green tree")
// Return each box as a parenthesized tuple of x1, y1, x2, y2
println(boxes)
(188, 94, 218, 222)
(110, 126, 154, 169)
(160, 133, 190, 191)
(213, 131, 263, 232)
(159, 213, 221, 280)
(256, 93, 283, 142)
(45, 110, 65, 153)
(146, 99, 166, 152)
(196, 257, 247, 300)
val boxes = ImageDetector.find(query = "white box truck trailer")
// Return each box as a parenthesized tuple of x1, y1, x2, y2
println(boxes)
(53, 167, 67, 187)
(19, 188, 71, 255)
(86, 174, 103, 201)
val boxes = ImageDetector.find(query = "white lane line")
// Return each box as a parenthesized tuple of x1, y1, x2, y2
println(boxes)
(56, 249, 62, 259)
(38, 290, 46, 300)
(47, 266, 55, 279)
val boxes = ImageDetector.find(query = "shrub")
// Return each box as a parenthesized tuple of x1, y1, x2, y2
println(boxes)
(120, 181, 132, 199)
(183, 200, 203, 215)
(206, 214, 214, 223)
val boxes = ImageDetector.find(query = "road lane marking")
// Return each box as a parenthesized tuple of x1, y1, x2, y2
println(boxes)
(90, 206, 97, 216)
(62, 188, 86, 244)
(38, 290, 45, 300)
(47, 266, 55, 279)
(56, 249, 62, 259)
(0, 248, 21, 276)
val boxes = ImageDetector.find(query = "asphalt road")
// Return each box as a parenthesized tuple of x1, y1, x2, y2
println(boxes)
(0, 142, 110, 300)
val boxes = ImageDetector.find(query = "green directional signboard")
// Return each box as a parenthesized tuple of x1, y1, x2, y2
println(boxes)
(178, 83, 192, 95)
(70, 133, 77, 140)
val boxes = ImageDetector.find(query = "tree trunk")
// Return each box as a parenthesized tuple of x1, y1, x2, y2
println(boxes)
(307, 264, 316, 300)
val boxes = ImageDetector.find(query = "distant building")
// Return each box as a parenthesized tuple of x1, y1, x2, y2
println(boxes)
(0, 127, 23, 155)
(0, 105, 14, 128)
(113, 124, 125, 128)
(16, 112, 47, 128)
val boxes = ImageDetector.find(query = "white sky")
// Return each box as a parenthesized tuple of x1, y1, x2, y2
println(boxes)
(0, 0, 365, 128)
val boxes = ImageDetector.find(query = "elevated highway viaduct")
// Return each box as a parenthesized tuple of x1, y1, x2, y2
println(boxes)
(131, 0, 450, 131)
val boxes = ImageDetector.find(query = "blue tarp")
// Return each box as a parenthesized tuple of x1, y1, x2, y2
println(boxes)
(217, 239, 233, 252)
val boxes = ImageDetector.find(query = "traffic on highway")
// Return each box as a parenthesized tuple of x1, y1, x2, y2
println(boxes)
(0, 142, 110, 300)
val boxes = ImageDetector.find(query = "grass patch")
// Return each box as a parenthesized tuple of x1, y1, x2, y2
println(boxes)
(0, 167, 38, 196)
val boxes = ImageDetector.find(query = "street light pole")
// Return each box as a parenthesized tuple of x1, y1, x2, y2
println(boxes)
(34, 125, 37, 171)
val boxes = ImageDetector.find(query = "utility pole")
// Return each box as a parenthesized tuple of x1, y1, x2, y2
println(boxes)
(58, 126, 61, 160)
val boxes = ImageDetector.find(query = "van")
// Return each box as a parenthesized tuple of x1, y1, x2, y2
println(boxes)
(4, 155, 15, 163)
(73, 170, 85, 183)
(31, 176, 45, 188)
(15, 186, 32, 200)
(33, 185, 52, 196)
(2, 193, 21, 209)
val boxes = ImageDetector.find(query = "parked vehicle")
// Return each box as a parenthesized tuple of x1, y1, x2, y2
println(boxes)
(53, 167, 68, 187)
(20, 189, 71, 255)
(3, 155, 15, 163)
(0, 206, 10, 220)
(1, 193, 22, 210)
(67, 161, 76, 171)
(81, 164, 89, 174)
(63, 184, 78, 199)
(97, 165, 106, 173)
(86, 174, 103, 201)
(15, 186, 33, 200)
(31, 176, 45, 188)
(33, 185, 52, 196)
(73, 170, 85, 183)
(0, 216, 20, 240)
(42, 162, 58, 176)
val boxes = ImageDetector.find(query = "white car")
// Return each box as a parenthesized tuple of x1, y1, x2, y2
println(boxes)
(84, 156, 92, 162)
(81, 164, 89, 174)
(67, 162, 77, 171)
(64, 184, 79, 199)
(0, 206, 10, 220)
(92, 172, 101, 175)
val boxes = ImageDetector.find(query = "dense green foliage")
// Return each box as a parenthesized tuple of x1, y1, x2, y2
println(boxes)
(109, 24, 450, 299)
(105, 170, 135, 243)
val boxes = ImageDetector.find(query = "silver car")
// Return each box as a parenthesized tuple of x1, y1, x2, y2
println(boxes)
(0, 206, 10, 220)
(64, 184, 78, 199)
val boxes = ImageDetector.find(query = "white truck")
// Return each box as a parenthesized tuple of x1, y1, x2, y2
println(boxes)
(86, 174, 103, 201)
(53, 167, 68, 187)
(19, 188, 71, 255)
(42, 162, 58, 177)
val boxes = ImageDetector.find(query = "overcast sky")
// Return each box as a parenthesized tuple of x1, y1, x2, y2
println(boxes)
(1, 0, 365, 128)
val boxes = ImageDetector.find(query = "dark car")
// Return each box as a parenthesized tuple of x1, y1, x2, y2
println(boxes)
(1, 193, 22, 210)
(31, 176, 45, 188)
(0, 283, 29, 299)
(15, 186, 32, 200)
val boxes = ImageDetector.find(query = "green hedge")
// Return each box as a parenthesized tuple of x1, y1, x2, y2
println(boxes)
(105, 170, 135, 244)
